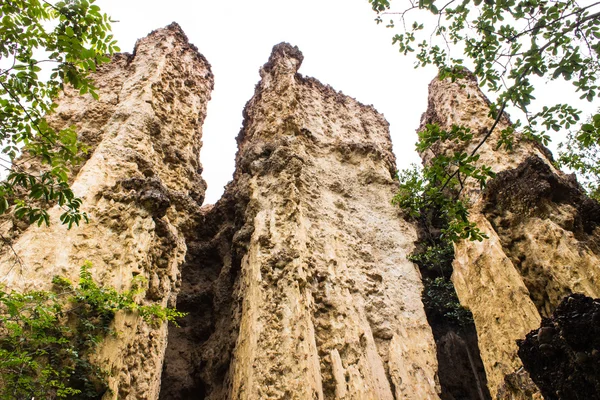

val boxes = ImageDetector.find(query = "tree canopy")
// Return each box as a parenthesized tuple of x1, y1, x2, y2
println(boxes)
(369, 0, 600, 239)
(370, 0, 599, 138)
(0, 0, 118, 228)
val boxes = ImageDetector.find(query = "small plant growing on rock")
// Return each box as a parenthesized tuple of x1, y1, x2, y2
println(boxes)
(0, 262, 184, 399)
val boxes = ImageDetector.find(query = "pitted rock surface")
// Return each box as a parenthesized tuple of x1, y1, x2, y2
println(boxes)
(518, 294, 600, 400)
(420, 73, 600, 399)
(0, 23, 213, 400)
(160, 43, 441, 400)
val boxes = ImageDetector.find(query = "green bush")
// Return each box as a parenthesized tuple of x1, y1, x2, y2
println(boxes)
(0, 262, 184, 399)
(422, 277, 474, 328)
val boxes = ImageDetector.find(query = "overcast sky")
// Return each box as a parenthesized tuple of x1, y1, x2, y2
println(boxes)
(98, 0, 596, 204)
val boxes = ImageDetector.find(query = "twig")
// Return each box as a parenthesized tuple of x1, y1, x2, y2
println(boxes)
(507, 3, 600, 42)
(469, 101, 507, 158)
(0, 231, 23, 280)
(436, 98, 507, 194)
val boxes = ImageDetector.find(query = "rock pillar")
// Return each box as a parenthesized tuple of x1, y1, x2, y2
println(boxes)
(161, 43, 441, 400)
(0, 23, 213, 399)
(420, 73, 600, 398)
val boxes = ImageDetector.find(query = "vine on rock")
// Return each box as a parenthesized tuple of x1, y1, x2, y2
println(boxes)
(393, 125, 485, 326)
(393, 122, 494, 243)
(398, 177, 475, 327)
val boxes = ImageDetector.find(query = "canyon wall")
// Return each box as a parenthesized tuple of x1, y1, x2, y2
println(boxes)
(0, 23, 213, 399)
(419, 73, 600, 398)
(160, 43, 441, 399)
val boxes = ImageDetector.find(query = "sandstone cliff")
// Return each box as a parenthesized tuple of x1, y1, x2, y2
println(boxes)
(3, 21, 598, 400)
(160, 43, 441, 400)
(420, 73, 600, 398)
(0, 23, 213, 399)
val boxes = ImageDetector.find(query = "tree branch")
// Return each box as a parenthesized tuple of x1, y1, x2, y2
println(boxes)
(508, 3, 600, 42)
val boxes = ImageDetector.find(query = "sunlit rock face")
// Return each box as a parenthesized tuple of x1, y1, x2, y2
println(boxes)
(160, 43, 441, 400)
(0, 23, 213, 399)
(420, 73, 600, 399)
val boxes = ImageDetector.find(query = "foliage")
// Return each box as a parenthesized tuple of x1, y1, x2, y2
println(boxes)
(372, 0, 600, 240)
(405, 197, 474, 327)
(393, 132, 492, 243)
(409, 240, 454, 277)
(0, 262, 184, 399)
(422, 276, 474, 327)
(558, 110, 600, 200)
(369, 0, 599, 141)
(0, 0, 119, 228)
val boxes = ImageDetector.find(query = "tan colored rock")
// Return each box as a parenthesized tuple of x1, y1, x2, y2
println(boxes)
(161, 43, 440, 400)
(420, 73, 600, 398)
(0, 23, 213, 399)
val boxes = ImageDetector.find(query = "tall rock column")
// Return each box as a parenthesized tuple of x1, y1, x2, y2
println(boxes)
(161, 43, 441, 399)
(419, 73, 600, 398)
(0, 23, 213, 399)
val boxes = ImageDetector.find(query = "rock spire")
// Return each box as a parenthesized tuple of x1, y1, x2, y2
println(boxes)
(160, 43, 441, 399)
(420, 73, 600, 398)
(0, 23, 213, 399)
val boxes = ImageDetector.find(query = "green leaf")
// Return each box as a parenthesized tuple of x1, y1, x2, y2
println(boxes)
(582, 123, 595, 132)
(82, 48, 95, 59)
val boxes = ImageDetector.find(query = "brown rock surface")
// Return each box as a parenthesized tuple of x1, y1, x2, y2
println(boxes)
(0, 23, 213, 399)
(160, 43, 441, 399)
(10, 22, 598, 400)
(420, 73, 600, 398)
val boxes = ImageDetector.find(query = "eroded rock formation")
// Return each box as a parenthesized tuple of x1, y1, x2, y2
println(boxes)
(3, 21, 599, 400)
(420, 73, 600, 398)
(0, 23, 213, 399)
(160, 43, 441, 399)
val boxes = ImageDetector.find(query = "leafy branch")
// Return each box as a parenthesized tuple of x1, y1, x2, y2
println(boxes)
(0, 262, 185, 400)
(371, 0, 600, 240)
(0, 0, 119, 229)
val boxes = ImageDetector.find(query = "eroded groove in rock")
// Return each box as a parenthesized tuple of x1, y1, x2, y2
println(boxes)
(420, 72, 600, 399)
(160, 194, 248, 400)
(0, 23, 213, 399)
(161, 43, 441, 400)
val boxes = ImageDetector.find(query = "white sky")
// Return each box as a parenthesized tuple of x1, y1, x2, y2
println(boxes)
(97, 0, 596, 204)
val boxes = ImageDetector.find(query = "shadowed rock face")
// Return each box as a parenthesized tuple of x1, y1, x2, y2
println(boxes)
(434, 330, 490, 400)
(160, 43, 441, 400)
(0, 23, 213, 399)
(420, 73, 600, 399)
(518, 294, 600, 400)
